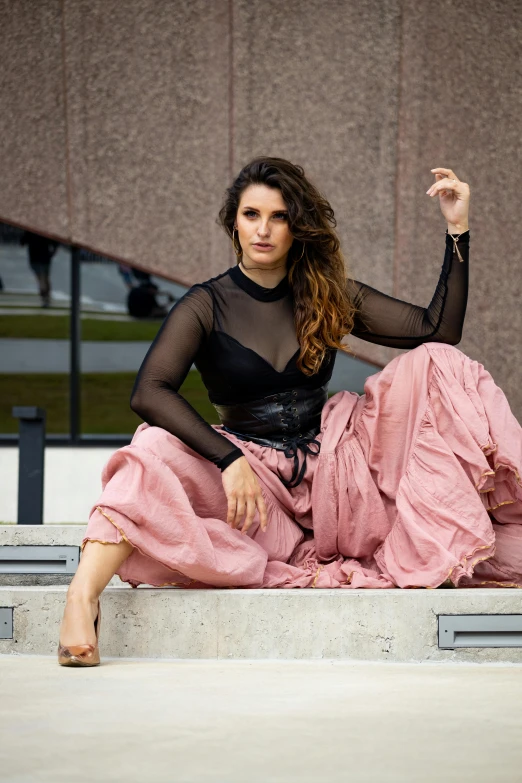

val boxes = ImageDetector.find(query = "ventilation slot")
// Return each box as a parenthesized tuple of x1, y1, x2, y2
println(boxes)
(439, 615, 522, 648)
(0, 546, 80, 574)
(0, 608, 13, 639)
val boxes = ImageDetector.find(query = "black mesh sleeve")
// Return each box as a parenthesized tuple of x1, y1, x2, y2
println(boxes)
(350, 230, 469, 349)
(129, 286, 244, 471)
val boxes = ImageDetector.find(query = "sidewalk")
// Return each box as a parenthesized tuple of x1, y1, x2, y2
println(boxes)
(1, 656, 521, 783)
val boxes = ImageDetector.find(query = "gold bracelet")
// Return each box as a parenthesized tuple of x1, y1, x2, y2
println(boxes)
(447, 229, 468, 263)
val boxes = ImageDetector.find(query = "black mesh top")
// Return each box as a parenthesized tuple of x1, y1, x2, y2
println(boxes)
(130, 230, 469, 472)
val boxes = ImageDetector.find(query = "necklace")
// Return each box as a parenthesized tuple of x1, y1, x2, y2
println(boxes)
(239, 260, 287, 273)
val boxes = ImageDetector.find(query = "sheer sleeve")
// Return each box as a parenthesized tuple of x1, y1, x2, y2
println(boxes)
(129, 286, 244, 471)
(350, 230, 469, 349)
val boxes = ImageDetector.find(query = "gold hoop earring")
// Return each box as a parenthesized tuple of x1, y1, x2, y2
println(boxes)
(232, 228, 242, 257)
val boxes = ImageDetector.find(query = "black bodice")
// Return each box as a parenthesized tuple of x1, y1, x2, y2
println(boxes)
(130, 230, 469, 474)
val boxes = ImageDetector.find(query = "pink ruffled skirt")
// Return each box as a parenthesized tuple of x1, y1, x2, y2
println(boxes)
(84, 343, 522, 589)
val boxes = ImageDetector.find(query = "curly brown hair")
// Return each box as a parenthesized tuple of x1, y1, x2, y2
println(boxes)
(217, 156, 356, 375)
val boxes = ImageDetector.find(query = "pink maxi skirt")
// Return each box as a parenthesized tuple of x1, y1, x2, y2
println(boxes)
(84, 343, 522, 589)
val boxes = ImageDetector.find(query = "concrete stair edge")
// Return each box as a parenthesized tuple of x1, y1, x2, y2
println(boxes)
(1, 585, 522, 663)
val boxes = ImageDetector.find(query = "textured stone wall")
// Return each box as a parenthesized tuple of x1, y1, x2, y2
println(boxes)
(62, 0, 231, 284)
(1, 0, 521, 413)
(0, 0, 69, 239)
(393, 0, 522, 412)
(231, 0, 401, 369)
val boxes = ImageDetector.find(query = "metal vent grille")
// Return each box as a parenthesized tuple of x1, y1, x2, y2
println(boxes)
(0, 608, 13, 639)
(0, 546, 79, 574)
(439, 615, 522, 648)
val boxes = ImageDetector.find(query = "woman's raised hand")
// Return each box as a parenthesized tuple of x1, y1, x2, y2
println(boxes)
(427, 167, 470, 231)
(221, 456, 268, 535)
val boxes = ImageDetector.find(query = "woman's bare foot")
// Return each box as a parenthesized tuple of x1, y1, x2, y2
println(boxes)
(59, 592, 99, 648)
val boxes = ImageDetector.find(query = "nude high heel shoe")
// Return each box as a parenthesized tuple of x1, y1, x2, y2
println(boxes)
(58, 599, 102, 667)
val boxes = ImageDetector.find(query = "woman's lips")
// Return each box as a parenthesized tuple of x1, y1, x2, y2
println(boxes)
(253, 243, 274, 251)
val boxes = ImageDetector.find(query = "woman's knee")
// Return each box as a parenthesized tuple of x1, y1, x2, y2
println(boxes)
(421, 341, 466, 360)
(133, 424, 178, 454)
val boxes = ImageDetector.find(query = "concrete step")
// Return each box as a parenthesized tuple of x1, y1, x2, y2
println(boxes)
(0, 524, 85, 547)
(1, 585, 522, 663)
(3, 527, 522, 663)
(0, 525, 121, 586)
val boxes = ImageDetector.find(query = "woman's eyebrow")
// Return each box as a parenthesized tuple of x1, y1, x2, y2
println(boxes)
(242, 206, 288, 213)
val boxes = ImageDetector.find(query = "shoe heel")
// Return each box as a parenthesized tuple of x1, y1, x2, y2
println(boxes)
(58, 599, 101, 667)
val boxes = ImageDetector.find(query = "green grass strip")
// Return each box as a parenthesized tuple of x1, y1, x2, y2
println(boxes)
(0, 370, 219, 434)
(0, 314, 162, 342)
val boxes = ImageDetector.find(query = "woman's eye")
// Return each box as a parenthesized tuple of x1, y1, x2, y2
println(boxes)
(242, 211, 287, 219)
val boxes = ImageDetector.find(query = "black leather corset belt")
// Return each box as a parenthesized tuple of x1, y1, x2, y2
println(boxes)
(213, 384, 329, 489)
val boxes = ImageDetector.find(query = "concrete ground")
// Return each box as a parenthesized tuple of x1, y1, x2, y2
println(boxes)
(1, 656, 522, 783)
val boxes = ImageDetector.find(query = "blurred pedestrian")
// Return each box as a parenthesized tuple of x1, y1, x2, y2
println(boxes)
(126, 274, 175, 319)
(117, 264, 134, 290)
(21, 230, 59, 307)
(131, 269, 154, 285)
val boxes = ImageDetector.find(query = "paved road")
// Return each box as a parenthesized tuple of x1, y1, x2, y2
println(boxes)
(0, 338, 151, 373)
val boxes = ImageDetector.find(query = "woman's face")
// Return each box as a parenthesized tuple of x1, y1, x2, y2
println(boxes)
(234, 184, 295, 269)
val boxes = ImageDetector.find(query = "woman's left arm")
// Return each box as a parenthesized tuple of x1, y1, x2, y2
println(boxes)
(350, 167, 470, 349)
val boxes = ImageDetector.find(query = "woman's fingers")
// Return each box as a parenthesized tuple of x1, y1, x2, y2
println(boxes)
(426, 177, 460, 197)
(226, 493, 238, 527)
(427, 167, 467, 197)
(431, 167, 459, 181)
(235, 496, 247, 528)
(245, 492, 268, 535)
(221, 457, 269, 534)
(226, 489, 256, 532)
(257, 494, 268, 533)
(230, 487, 269, 535)
(425, 168, 470, 228)
(239, 495, 257, 534)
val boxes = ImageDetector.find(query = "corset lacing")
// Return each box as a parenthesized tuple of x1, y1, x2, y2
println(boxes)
(277, 392, 321, 489)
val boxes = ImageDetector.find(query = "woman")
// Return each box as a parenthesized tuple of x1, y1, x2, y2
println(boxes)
(58, 157, 522, 666)
(21, 230, 59, 308)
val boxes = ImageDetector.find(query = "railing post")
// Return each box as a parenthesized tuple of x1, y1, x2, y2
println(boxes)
(11, 407, 46, 525)
(70, 245, 81, 442)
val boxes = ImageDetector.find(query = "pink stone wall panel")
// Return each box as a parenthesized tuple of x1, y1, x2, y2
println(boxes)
(0, 0, 69, 238)
(63, 0, 232, 285)
(232, 0, 402, 368)
(395, 0, 522, 417)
